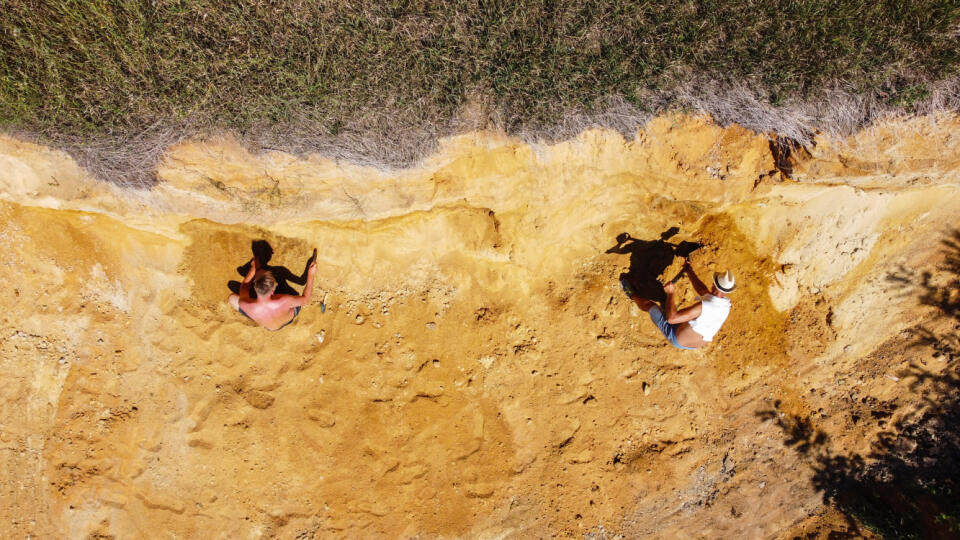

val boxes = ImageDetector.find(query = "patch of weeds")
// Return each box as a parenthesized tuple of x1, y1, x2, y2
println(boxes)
(1, 0, 958, 140)
(887, 84, 933, 112)
(1, 1, 959, 183)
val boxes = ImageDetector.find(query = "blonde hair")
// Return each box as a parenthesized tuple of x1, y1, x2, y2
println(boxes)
(253, 272, 277, 297)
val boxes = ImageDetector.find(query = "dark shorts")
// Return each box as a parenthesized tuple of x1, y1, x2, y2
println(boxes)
(238, 305, 301, 330)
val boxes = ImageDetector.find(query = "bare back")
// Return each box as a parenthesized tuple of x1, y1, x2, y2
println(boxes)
(674, 321, 709, 348)
(239, 295, 299, 331)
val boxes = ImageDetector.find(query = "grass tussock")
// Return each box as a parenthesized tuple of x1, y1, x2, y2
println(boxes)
(1, 1, 959, 183)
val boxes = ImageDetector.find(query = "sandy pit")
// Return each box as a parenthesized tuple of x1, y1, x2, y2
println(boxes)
(0, 114, 958, 538)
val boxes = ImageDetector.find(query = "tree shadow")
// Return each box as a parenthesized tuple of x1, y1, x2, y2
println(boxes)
(887, 229, 960, 363)
(756, 402, 828, 456)
(228, 240, 315, 298)
(758, 228, 960, 539)
(606, 227, 701, 304)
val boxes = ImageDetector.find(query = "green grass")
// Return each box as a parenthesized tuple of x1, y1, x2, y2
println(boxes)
(1, 1, 959, 160)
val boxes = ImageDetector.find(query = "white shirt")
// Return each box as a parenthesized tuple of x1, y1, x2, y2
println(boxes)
(688, 294, 731, 342)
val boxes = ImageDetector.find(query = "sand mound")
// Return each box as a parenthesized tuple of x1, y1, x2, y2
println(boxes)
(1, 114, 958, 538)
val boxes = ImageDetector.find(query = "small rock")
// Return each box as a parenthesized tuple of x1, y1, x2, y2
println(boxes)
(553, 418, 581, 447)
(417, 486, 438, 499)
(642, 381, 651, 395)
(306, 408, 336, 427)
(426, 322, 437, 330)
(355, 314, 365, 325)
(243, 390, 275, 409)
(98, 492, 127, 509)
(400, 352, 417, 370)
(414, 382, 444, 398)
(188, 438, 213, 449)
(316, 330, 325, 343)
(466, 483, 495, 498)
(569, 451, 593, 464)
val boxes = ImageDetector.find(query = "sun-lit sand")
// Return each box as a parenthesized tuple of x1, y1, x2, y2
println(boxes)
(1, 114, 958, 538)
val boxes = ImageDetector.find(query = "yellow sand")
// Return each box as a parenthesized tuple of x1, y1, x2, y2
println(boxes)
(0, 114, 958, 538)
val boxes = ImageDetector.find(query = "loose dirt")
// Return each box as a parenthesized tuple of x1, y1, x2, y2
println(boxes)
(0, 114, 958, 538)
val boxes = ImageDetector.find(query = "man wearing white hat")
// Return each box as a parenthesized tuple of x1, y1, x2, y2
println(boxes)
(621, 259, 734, 350)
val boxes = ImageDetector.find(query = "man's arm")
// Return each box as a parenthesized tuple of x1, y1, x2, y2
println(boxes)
(288, 259, 318, 307)
(288, 248, 318, 286)
(239, 258, 257, 300)
(604, 233, 634, 255)
(663, 281, 703, 324)
(683, 259, 711, 296)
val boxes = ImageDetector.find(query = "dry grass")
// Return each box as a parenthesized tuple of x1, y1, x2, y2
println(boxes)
(1, 1, 958, 184)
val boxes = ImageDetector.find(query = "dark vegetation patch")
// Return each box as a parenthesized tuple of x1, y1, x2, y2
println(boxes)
(1, 1, 959, 183)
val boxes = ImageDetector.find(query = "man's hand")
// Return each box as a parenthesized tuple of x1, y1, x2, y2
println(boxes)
(308, 259, 318, 276)
(663, 281, 676, 294)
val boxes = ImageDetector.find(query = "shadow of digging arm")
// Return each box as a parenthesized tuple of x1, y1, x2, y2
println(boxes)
(605, 233, 637, 255)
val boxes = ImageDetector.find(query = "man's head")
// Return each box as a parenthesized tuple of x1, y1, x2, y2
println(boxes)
(253, 271, 277, 297)
(712, 270, 736, 297)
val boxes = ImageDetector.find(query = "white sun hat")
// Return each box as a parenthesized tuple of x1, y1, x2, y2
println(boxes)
(713, 270, 736, 293)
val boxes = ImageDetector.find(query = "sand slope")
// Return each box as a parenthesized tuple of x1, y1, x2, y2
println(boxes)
(1, 114, 958, 538)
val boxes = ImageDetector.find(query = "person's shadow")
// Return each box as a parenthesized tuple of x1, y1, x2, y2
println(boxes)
(228, 240, 315, 299)
(606, 227, 701, 304)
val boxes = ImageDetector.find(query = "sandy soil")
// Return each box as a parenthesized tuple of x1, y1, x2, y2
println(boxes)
(0, 114, 958, 538)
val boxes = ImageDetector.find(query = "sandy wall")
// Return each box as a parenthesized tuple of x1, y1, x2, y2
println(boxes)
(0, 114, 958, 538)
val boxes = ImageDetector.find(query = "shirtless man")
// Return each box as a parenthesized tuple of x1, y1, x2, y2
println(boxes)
(228, 252, 318, 330)
(622, 259, 735, 349)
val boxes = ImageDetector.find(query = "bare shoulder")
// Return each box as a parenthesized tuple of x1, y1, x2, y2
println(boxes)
(272, 293, 303, 309)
